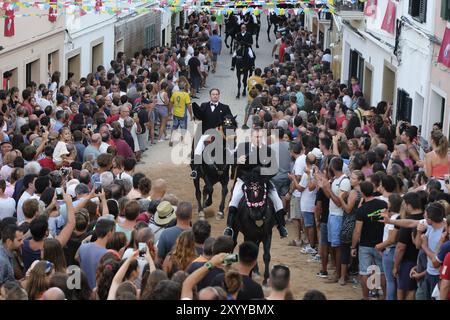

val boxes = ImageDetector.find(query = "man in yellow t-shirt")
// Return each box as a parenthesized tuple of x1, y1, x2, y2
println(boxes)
(169, 83, 193, 146)
(242, 68, 264, 129)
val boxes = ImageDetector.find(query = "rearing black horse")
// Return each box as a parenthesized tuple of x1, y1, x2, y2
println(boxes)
(191, 115, 237, 219)
(233, 42, 255, 99)
(232, 170, 276, 285)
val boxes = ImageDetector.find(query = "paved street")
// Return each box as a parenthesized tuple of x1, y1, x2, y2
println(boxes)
(139, 16, 274, 168)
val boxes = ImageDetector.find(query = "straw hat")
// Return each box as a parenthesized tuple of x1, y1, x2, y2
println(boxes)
(154, 201, 176, 226)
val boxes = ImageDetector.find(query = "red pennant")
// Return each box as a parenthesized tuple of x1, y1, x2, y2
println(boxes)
(438, 27, 450, 68)
(381, 0, 396, 34)
(364, 0, 377, 17)
(4, 9, 15, 37)
(48, 0, 57, 23)
(95, 0, 102, 12)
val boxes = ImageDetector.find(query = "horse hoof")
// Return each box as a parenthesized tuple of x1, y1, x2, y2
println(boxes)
(198, 211, 205, 220)
(216, 212, 224, 220)
(242, 91, 246, 97)
(236, 95, 240, 99)
(256, 44, 259, 48)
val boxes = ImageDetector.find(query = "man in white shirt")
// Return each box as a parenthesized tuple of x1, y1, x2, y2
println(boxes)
(319, 157, 351, 282)
(287, 142, 306, 246)
(17, 174, 37, 223)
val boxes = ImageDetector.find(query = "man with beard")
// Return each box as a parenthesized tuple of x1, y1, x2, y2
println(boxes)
(98, 123, 114, 153)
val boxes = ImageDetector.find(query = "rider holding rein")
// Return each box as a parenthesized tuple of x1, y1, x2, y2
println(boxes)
(224, 127, 289, 239)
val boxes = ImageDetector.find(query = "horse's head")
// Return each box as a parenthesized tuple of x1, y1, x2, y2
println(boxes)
(242, 177, 268, 222)
(218, 114, 237, 142)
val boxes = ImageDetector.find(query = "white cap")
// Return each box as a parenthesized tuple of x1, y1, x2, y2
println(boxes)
(309, 148, 323, 160)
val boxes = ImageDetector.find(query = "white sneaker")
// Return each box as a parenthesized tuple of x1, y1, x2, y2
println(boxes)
(301, 245, 318, 255)
(300, 245, 311, 254)
(307, 255, 321, 263)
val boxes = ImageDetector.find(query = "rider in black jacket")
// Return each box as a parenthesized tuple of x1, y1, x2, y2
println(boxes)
(224, 127, 288, 238)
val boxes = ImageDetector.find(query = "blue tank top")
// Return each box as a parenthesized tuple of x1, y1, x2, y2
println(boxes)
(22, 239, 42, 272)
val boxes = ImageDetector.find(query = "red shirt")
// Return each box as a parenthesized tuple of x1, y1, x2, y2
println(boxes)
(279, 42, 287, 63)
(336, 114, 346, 132)
(22, 101, 34, 116)
(106, 114, 120, 124)
(38, 157, 56, 171)
(113, 138, 135, 159)
(440, 252, 450, 300)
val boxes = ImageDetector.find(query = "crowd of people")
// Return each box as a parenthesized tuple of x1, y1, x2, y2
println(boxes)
(0, 8, 449, 301)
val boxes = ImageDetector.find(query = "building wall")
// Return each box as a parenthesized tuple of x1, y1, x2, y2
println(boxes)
(115, 11, 161, 58)
(0, 7, 65, 89)
(0, 31, 65, 90)
(65, 22, 115, 81)
(430, 3, 450, 138)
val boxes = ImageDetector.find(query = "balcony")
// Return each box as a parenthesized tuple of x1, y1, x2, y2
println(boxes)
(332, 0, 365, 20)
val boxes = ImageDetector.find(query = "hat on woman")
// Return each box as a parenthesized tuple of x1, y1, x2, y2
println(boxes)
(154, 201, 176, 226)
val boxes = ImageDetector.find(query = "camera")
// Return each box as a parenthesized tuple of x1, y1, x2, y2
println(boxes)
(138, 242, 147, 257)
(94, 181, 102, 194)
(224, 253, 239, 265)
(56, 188, 63, 200)
(445, 174, 450, 185)
(87, 123, 92, 130)
(40, 127, 46, 133)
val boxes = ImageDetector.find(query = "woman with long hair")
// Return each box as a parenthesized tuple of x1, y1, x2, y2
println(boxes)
(425, 130, 450, 179)
(345, 110, 361, 140)
(337, 170, 364, 286)
(163, 230, 197, 277)
(42, 238, 67, 273)
(25, 260, 54, 300)
(53, 127, 72, 168)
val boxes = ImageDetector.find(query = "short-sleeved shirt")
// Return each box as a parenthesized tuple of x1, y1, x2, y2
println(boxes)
(157, 226, 189, 261)
(299, 172, 317, 213)
(170, 91, 191, 118)
(316, 188, 330, 224)
(397, 213, 424, 262)
(53, 141, 69, 165)
(355, 199, 388, 247)
(425, 225, 445, 275)
(292, 154, 306, 198)
(186, 262, 224, 291)
(79, 242, 108, 289)
(210, 273, 264, 300)
(188, 57, 201, 77)
(329, 175, 351, 216)
(437, 241, 450, 264)
(440, 252, 450, 300)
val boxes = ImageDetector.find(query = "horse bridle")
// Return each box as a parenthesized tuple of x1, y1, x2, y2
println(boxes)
(243, 182, 267, 208)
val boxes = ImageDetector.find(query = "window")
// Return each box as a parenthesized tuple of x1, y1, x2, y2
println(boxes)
(396, 89, 412, 123)
(442, 0, 450, 21)
(409, 0, 427, 23)
(26, 60, 40, 85)
(145, 25, 156, 49)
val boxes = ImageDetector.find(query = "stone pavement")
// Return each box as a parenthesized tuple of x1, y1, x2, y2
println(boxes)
(139, 15, 274, 169)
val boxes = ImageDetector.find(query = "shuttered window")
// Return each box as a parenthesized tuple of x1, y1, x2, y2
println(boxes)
(409, 0, 427, 23)
(145, 25, 156, 49)
(442, 0, 450, 21)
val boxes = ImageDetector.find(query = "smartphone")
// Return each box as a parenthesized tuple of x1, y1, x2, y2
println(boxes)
(445, 174, 450, 185)
(87, 123, 92, 130)
(94, 181, 102, 194)
(56, 187, 63, 200)
(138, 242, 147, 257)
(60, 167, 71, 176)
(224, 253, 239, 265)
(40, 127, 46, 133)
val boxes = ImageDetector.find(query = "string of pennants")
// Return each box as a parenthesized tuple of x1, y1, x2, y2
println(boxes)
(0, 0, 368, 19)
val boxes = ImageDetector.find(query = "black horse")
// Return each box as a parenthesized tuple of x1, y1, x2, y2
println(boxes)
(232, 172, 276, 285)
(243, 13, 261, 49)
(191, 115, 237, 219)
(234, 42, 255, 99)
(224, 13, 239, 54)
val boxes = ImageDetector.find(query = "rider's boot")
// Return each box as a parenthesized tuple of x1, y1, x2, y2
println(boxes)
(274, 209, 288, 238)
(223, 206, 237, 237)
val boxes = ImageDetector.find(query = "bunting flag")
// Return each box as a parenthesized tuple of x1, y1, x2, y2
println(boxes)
(0, 0, 339, 18)
(4, 8, 15, 36)
(48, 0, 57, 22)
(381, 0, 396, 34)
(438, 27, 450, 68)
(364, 0, 377, 17)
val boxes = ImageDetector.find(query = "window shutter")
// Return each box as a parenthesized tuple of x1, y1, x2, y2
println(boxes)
(442, 0, 450, 21)
(419, 0, 427, 23)
(408, 0, 413, 15)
